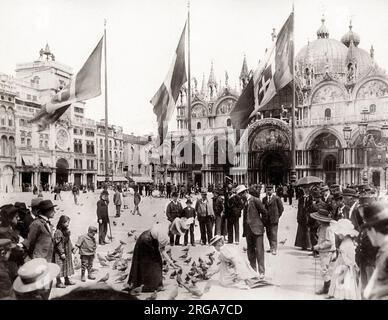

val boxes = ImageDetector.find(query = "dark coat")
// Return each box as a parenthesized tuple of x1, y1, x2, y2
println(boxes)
(181, 207, 196, 220)
(262, 194, 284, 225)
(227, 194, 244, 218)
(97, 200, 110, 223)
(166, 201, 183, 222)
(243, 195, 268, 236)
(212, 196, 224, 216)
(0, 261, 14, 299)
(334, 205, 351, 220)
(23, 216, 54, 262)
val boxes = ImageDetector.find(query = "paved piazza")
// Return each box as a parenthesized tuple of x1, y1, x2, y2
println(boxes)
(1, 190, 324, 300)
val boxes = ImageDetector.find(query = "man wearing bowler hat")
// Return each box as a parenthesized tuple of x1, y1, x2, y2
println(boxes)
(23, 200, 56, 262)
(237, 184, 268, 279)
(181, 198, 196, 246)
(362, 199, 388, 299)
(262, 184, 284, 255)
(195, 189, 215, 245)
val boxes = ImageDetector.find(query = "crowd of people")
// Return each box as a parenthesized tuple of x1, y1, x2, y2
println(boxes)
(294, 182, 388, 299)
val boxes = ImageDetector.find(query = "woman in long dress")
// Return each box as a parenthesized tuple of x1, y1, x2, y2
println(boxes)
(207, 235, 262, 289)
(328, 219, 361, 300)
(294, 186, 314, 250)
(127, 217, 193, 292)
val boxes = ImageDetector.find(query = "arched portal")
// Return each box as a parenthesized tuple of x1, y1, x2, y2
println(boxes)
(259, 151, 290, 185)
(56, 158, 69, 186)
(323, 154, 337, 186)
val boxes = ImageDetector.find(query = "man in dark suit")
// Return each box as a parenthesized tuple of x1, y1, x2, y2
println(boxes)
(262, 185, 284, 255)
(321, 185, 335, 215)
(237, 185, 268, 279)
(97, 191, 110, 245)
(23, 200, 56, 262)
(166, 192, 183, 245)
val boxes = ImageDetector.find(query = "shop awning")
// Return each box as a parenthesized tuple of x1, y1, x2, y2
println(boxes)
(40, 157, 52, 167)
(130, 175, 153, 183)
(21, 155, 35, 166)
(113, 176, 128, 182)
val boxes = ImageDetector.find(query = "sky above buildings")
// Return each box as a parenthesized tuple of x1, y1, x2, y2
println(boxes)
(1, 0, 388, 135)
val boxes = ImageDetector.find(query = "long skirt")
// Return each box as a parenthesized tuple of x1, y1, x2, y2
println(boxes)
(294, 224, 312, 249)
(127, 230, 163, 292)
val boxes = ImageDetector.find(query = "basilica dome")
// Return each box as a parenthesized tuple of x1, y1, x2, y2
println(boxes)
(296, 17, 375, 79)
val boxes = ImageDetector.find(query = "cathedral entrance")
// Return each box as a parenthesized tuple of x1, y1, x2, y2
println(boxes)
(323, 155, 337, 186)
(259, 151, 289, 185)
(56, 158, 69, 186)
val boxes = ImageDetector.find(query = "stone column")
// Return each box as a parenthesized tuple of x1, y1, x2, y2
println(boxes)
(52, 170, 56, 186)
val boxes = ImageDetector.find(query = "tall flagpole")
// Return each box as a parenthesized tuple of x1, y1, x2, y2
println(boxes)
(187, 0, 193, 186)
(104, 19, 110, 183)
(290, 5, 297, 183)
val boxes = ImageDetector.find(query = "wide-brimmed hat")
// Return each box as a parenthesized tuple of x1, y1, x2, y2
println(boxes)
(330, 219, 359, 238)
(29, 198, 43, 209)
(236, 185, 248, 194)
(37, 200, 57, 212)
(342, 188, 359, 198)
(170, 217, 194, 236)
(310, 208, 333, 222)
(13, 258, 60, 293)
(362, 200, 388, 229)
(209, 235, 224, 246)
(333, 191, 343, 200)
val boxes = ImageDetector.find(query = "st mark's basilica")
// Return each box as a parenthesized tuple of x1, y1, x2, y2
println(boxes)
(164, 17, 388, 191)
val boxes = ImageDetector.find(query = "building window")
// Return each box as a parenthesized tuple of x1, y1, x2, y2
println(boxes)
(27, 94, 31, 100)
(100, 149, 103, 158)
(324, 108, 331, 120)
(196, 122, 201, 129)
(21, 137, 25, 144)
(27, 138, 31, 146)
(227, 118, 231, 127)
(370, 104, 376, 114)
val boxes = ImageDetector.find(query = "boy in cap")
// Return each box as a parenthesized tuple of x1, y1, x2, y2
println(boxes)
(74, 226, 97, 282)
(310, 208, 336, 295)
(182, 198, 196, 246)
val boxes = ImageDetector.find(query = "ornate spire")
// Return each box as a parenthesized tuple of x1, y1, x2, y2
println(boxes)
(225, 70, 229, 88)
(317, 15, 329, 39)
(341, 20, 360, 47)
(207, 61, 217, 98)
(346, 39, 357, 83)
(239, 55, 249, 89)
(271, 28, 277, 42)
(370, 45, 375, 59)
(39, 43, 55, 61)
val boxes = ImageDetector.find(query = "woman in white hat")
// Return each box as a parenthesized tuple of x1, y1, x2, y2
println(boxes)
(327, 219, 360, 300)
(207, 235, 263, 289)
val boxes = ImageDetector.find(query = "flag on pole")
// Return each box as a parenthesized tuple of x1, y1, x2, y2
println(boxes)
(251, 12, 294, 116)
(30, 37, 103, 131)
(230, 12, 293, 130)
(151, 21, 187, 146)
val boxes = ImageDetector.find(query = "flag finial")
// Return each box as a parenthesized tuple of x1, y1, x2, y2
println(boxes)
(104, 19, 107, 27)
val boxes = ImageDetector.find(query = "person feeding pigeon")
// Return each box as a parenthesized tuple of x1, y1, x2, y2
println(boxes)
(127, 217, 193, 292)
(206, 235, 263, 289)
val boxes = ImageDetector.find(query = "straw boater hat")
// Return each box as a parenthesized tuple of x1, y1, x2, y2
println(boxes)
(13, 258, 60, 293)
(209, 235, 223, 246)
(330, 219, 359, 238)
(235, 185, 248, 195)
(310, 208, 333, 222)
(170, 217, 194, 235)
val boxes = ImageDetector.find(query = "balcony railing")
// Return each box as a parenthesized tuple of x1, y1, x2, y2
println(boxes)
(296, 112, 388, 127)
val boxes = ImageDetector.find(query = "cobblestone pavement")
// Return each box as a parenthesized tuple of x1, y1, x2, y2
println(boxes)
(1, 190, 324, 300)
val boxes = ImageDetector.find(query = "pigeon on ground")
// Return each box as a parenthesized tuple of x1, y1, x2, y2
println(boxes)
(170, 270, 177, 278)
(185, 274, 191, 283)
(279, 238, 287, 245)
(113, 221, 117, 226)
(184, 257, 192, 264)
(198, 257, 204, 263)
(182, 247, 189, 252)
(127, 250, 134, 255)
(127, 232, 133, 237)
(105, 255, 116, 262)
(191, 261, 196, 267)
(146, 290, 157, 300)
(130, 284, 144, 296)
(134, 235, 138, 241)
(166, 284, 178, 300)
(179, 252, 188, 259)
(97, 273, 109, 283)
(152, 213, 157, 218)
(97, 253, 107, 263)
(99, 260, 109, 267)
(73, 256, 81, 270)
(122, 223, 125, 226)
(113, 244, 123, 255)
(130, 229, 136, 233)
(120, 240, 127, 245)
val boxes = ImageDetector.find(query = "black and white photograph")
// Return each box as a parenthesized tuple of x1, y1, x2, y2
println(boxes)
(1, 0, 388, 304)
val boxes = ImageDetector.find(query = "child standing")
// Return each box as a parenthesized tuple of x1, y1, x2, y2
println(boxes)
(310, 208, 336, 295)
(182, 198, 196, 246)
(75, 226, 97, 282)
(54, 215, 75, 288)
(328, 219, 361, 300)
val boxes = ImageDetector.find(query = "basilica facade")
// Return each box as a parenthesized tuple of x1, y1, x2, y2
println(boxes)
(165, 17, 388, 191)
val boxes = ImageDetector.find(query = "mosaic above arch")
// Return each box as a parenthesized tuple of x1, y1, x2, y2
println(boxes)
(356, 79, 388, 100)
(215, 97, 235, 115)
(191, 104, 207, 118)
(311, 84, 346, 104)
